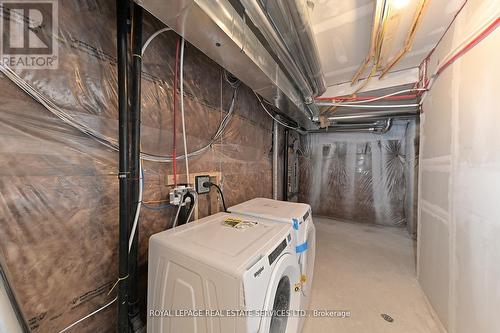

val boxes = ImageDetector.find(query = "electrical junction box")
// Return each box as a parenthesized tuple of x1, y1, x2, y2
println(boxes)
(195, 175, 210, 194)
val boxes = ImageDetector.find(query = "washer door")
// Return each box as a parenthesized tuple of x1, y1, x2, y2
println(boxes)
(260, 253, 301, 333)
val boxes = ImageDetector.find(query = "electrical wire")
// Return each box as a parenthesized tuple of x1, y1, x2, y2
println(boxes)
(316, 88, 427, 104)
(0, 27, 239, 164)
(59, 176, 144, 332)
(58, 163, 143, 333)
(179, 38, 190, 185)
(142, 199, 169, 204)
(57, 297, 117, 333)
(142, 204, 171, 210)
(8, 31, 223, 333)
(0, 61, 238, 163)
(171, 194, 185, 228)
(315, 102, 420, 108)
(141, 28, 172, 56)
(200, 181, 226, 212)
(419, 16, 499, 105)
(254, 92, 300, 130)
(38, 27, 221, 333)
(209, 183, 227, 212)
(223, 70, 241, 89)
(57, 27, 178, 333)
(128, 162, 144, 251)
(186, 192, 197, 222)
(58, 163, 197, 332)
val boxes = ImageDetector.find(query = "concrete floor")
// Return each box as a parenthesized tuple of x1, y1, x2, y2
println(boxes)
(302, 217, 445, 333)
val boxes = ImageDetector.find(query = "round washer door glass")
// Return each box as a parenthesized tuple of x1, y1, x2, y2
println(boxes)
(269, 275, 290, 333)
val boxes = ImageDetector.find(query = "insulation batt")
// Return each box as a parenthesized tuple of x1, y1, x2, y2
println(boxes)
(0, 1, 276, 331)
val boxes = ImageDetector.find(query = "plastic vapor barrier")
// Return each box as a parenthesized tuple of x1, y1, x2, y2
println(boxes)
(0, 2, 275, 332)
(299, 119, 419, 230)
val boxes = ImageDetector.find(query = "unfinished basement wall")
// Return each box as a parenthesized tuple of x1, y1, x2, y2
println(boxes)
(0, 3, 277, 332)
(417, 1, 500, 332)
(298, 119, 418, 231)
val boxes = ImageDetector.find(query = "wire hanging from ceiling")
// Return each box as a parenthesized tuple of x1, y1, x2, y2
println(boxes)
(254, 92, 300, 130)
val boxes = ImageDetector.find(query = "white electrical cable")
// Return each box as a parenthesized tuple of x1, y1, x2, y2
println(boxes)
(23, 26, 224, 333)
(58, 164, 142, 333)
(57, 26, 176, 333)
(254, 92, 300, 130)
(57, 297, 117, 333)
(128, 163, 143, 251)
(186, 192, 197, 223)
(171, 195, 185, 229)
(420, 16, 498, 106)
(141, 28, 172, 56)
(0, 24, 239, 164)
(319, 88, 427, 105)
(62, 164, 194, 333)
(179, 38, 190, 185)
(315, 102, 420, 108)
(0, 62, 238, 163)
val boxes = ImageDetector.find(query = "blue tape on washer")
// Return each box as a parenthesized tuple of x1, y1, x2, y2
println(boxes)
(296, 242, 308, 253)
(292, 218, 299, 230)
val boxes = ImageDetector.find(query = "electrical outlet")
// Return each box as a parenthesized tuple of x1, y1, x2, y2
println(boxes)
(169, 186, 195, 205)
(195, 175, 210, 194)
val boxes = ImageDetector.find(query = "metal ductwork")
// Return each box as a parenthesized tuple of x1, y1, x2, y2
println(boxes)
(238, 0, 326, 102)
(138, 0, 325, 130)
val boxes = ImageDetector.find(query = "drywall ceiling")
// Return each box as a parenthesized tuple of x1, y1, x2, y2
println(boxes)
(310, 0, 464, 95)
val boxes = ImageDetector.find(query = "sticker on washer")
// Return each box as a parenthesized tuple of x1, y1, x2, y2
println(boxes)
(223, 218, 257, 229)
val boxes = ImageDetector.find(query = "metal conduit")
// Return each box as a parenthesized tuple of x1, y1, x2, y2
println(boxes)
(308, 118, 393, 134)
(313, 109, 419, 122)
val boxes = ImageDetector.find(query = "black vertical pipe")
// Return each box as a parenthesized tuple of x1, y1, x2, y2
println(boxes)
(282, 129, 289, 201)
(116, 0, 129, 331)
(128, 3, 142, 329)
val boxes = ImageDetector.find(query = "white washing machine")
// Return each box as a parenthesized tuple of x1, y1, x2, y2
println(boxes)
(228, 198, 316, 332)
(147, 212, 303, 333)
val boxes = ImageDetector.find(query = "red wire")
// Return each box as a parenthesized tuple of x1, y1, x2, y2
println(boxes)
(436, 17, 499, 76)
(318, 12, 498, 103)
(172, 37, 180, 186)
(424, 0, 469, 63)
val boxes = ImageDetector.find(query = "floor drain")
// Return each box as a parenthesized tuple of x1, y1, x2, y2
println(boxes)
(381, 313, 394, 323)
